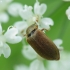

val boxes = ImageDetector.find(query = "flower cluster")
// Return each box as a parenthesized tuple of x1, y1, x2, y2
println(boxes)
(0, 0, 66, 70)
(0, 24, 22, 58)
(0, 0, 12, 23)
(13, 38, 63, 70)
(20, 39, 63, 70)
(0, 0, 63, 65)
(12, 1, 63, 67)
(14, 0, 54, 36)
(47, 52, 70, 70)
(0, 0, 23, 23)
(14, 51, 70, 70)
(6, 0, 64, 70)
(0, 0, 24, 58)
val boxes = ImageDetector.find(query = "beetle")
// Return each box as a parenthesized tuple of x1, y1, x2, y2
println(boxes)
(26, 23, 60, 60)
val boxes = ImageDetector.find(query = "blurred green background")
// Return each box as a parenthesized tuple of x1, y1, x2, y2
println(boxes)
(0, 0, 70, 70)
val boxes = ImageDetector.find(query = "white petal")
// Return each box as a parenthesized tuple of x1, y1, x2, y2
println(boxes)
(7, 36, 22, 44)
(7, 3, 23, 16)
(3, 43, 11, 58)
(0, 41, 3, 47)
(60, 52, 70, 60)
(4, 27, 18, 37)
(47, 61, 59, 70)
(0, 0, 12, 12)
(14, 21, 28, 34)
(66, 6, 70, 20)
(0, 23, 2, 35)
(19, 5, 33, 20)
(5, 0, 13, 3)
(40, 18, 54, 30)
(0, 48, 3, 56)
(63, 0, 70, 1)
(53, 39, 63, 50)
(0, 41, 4, 56)
(22, 45, 37, 60)
(4, 27, 22, 44)
(34, 1, 47, 15)
(47, 52, 70, 70)
(53, 39, 62, 46)
(0, 0, 12, 3)
(0, 12, 9, 23)
(29, 59, 45, 70)
(14, 65, 28, 70)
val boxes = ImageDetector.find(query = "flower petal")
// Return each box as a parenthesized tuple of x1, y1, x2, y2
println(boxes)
(0, 23, 2, 35)
(14, 65, 28, 70)
(63, 0, 70, 1)
(4, 27, 22, 44)
(47, 52, 70, 70)
(8, 36, 22, 44)
(4, 27, 18, 37)
(19, 5, 33, 20)
(22, 45, 37, 60)
(40, 18, 54, 30)
(66, 6, 70, 20)
(0, 48, 3, 56)
(47, 61, 59, 70)
(29, 59, 45, 70)
(34, 1, 47, 15)
(0, 41, 3, 56)
(53, 39, 63, 50)
(0, 0, 12, 12)
(6, 0, 13, 3)
(7, 3, 23, 16)
(3, 43, 11, 58)
(53, 39, 63, 46)
(0, 12, 9, 23)
(14, 21, 28, 35)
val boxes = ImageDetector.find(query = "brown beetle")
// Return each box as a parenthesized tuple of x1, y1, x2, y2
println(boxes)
(26, 23, 60, 60)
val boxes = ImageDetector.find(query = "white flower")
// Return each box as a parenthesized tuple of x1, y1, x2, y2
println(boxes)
(19, 5, 33, 21)
(22, 45, 37, 60)
(33, 0, 53, 30)
(0, 0, 23, 23)
(47, 52, 70, 70)
(4, 26, 22, 44)
(0, 24, 22, 58)
(7, 2, 23, 17)
(29, 59, 46, 70)
(0, 0, 12, 23)
(0, 12, 9, 23)
(19, 5, 34, 26)
(22, 45, 46, 70)
(14, 65, 29, 70)
(0, 42, 11, 58)
(0, 0, 12, 12)
(53, 39, 63, 51)
(19, 0, 54, 30)
(14, 21, 28, 37)
(66, 6, 70, 20)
